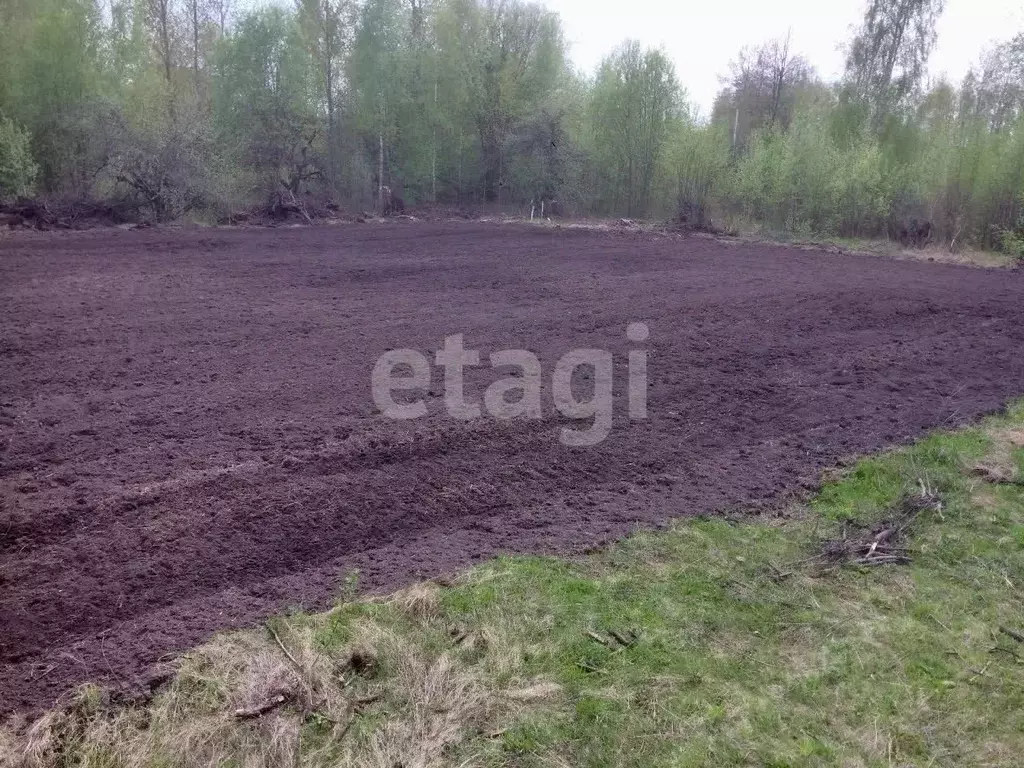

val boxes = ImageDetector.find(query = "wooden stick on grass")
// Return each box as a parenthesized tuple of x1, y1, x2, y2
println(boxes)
(999, 626, 1024, 644)
(234, 694, 288, 720)
(268, 625, 304, 672)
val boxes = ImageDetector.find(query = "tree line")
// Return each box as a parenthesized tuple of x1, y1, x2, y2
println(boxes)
(0, 0, 1022, 252)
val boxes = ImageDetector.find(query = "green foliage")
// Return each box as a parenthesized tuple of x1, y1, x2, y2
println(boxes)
(844, 0, 945, 128)
(465, 0, 568, 204)
(732, 110, 890, 237)
(590, 41, 682, 217)
(0, 0, 1017, 245)
(212, 7, 320, 205)
(670, 119, 731, 227)
(0, 116, 38, 199)
(998, 198, 1024, 260)
(711, 33, 819, 151)
(999, 231, 1024, 260)
(1, 0, 108, 196)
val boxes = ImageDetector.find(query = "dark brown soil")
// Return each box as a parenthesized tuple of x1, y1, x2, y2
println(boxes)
(2, 222, 1023, 714)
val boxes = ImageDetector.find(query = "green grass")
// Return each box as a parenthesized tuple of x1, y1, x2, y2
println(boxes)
(6, 404, 1024, 767)
(433, 412, 1024, 767)
(721, 217, 1020, 269)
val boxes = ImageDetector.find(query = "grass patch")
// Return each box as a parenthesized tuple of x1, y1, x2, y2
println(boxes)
(720, 216, 1020, 269)
(786, 234, 1018, 269)
(5, 404, 1024, 767)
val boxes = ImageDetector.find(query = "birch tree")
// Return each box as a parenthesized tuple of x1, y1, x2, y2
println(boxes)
(472, 0, 564, 202)
(591, 41, 681, 216)
(712, 34, 817, 150)
(296, 0, 354, 186)
(844, 0, 945, 126)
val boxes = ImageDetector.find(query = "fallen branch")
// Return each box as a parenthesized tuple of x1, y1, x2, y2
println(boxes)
(800, 490, 941, 573)
(234, 694, 288, 720)
(990, 645, 1023, 662)
(268, 625, 304, 673)
(584, 630, 610, 647)
(608, 629, 638, 648)
(354, 693, 382, 708)
(783, 553, 832, 569)
(287, 189, 314, 226)
(970, 465, 1024, 486)
(319, 693, 382, 740)
(854, 555, 911, 566)
(767, 562, 794, 580)
(999, 626, 1024, 644)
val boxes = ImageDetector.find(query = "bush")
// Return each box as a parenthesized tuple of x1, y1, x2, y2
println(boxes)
(728, 109, 894, 239)
(0, 116, 39, 200)
(999, 229, 1024, 260)
(107, 110, 216, 222)
(671, 122, 731, 229)
(998, 199, 1024, 260)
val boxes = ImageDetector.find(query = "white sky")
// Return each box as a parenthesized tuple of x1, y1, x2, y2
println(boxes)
(544, 0, 1024, 114)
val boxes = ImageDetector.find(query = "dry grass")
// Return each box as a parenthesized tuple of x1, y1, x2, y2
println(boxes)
(0, 599, 512, 768)
(718, 218, 1021, 269)
(388, 582, 443, 621)
(904, 244, 1017, 268)
(820, 239, 1018, 269)
(471, 214, 1023, 271)
(971, 423, 1024, 487)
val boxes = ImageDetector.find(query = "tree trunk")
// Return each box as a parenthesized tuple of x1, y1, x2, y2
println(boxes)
(153, 0, 174, 119)
(158, 0, 172, 84)
(431, 80, 437, 202)
(324, 2, 337, 186)
(191, 0, 200, 95)
(326, 64, 335, 182)
(378, 95, 385, 210)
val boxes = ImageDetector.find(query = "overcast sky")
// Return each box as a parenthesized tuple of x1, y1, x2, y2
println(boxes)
(544, 0, 1024, 114)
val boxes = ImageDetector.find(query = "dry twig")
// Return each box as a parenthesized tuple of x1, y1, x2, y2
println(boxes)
(999, 626, 1024, 644)
(267, 625, 304, 673)
(584, 630, 610, 647)
(234, 693, 288, 720)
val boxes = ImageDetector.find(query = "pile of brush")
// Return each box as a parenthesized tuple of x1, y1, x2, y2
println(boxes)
(797, 485, 942, 573)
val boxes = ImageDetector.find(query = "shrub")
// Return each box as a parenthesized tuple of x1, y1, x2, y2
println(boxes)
(0, 116, 39, 200)
(671, 122, 731, 229)
(106, 109, 216, 222)
(998, 199, 1024, 260)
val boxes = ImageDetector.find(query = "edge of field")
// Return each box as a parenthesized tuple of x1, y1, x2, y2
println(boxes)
(5, 212, 1021, 272)
(516, 217, 1022, 269)
(3, 402, 1024, 766)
